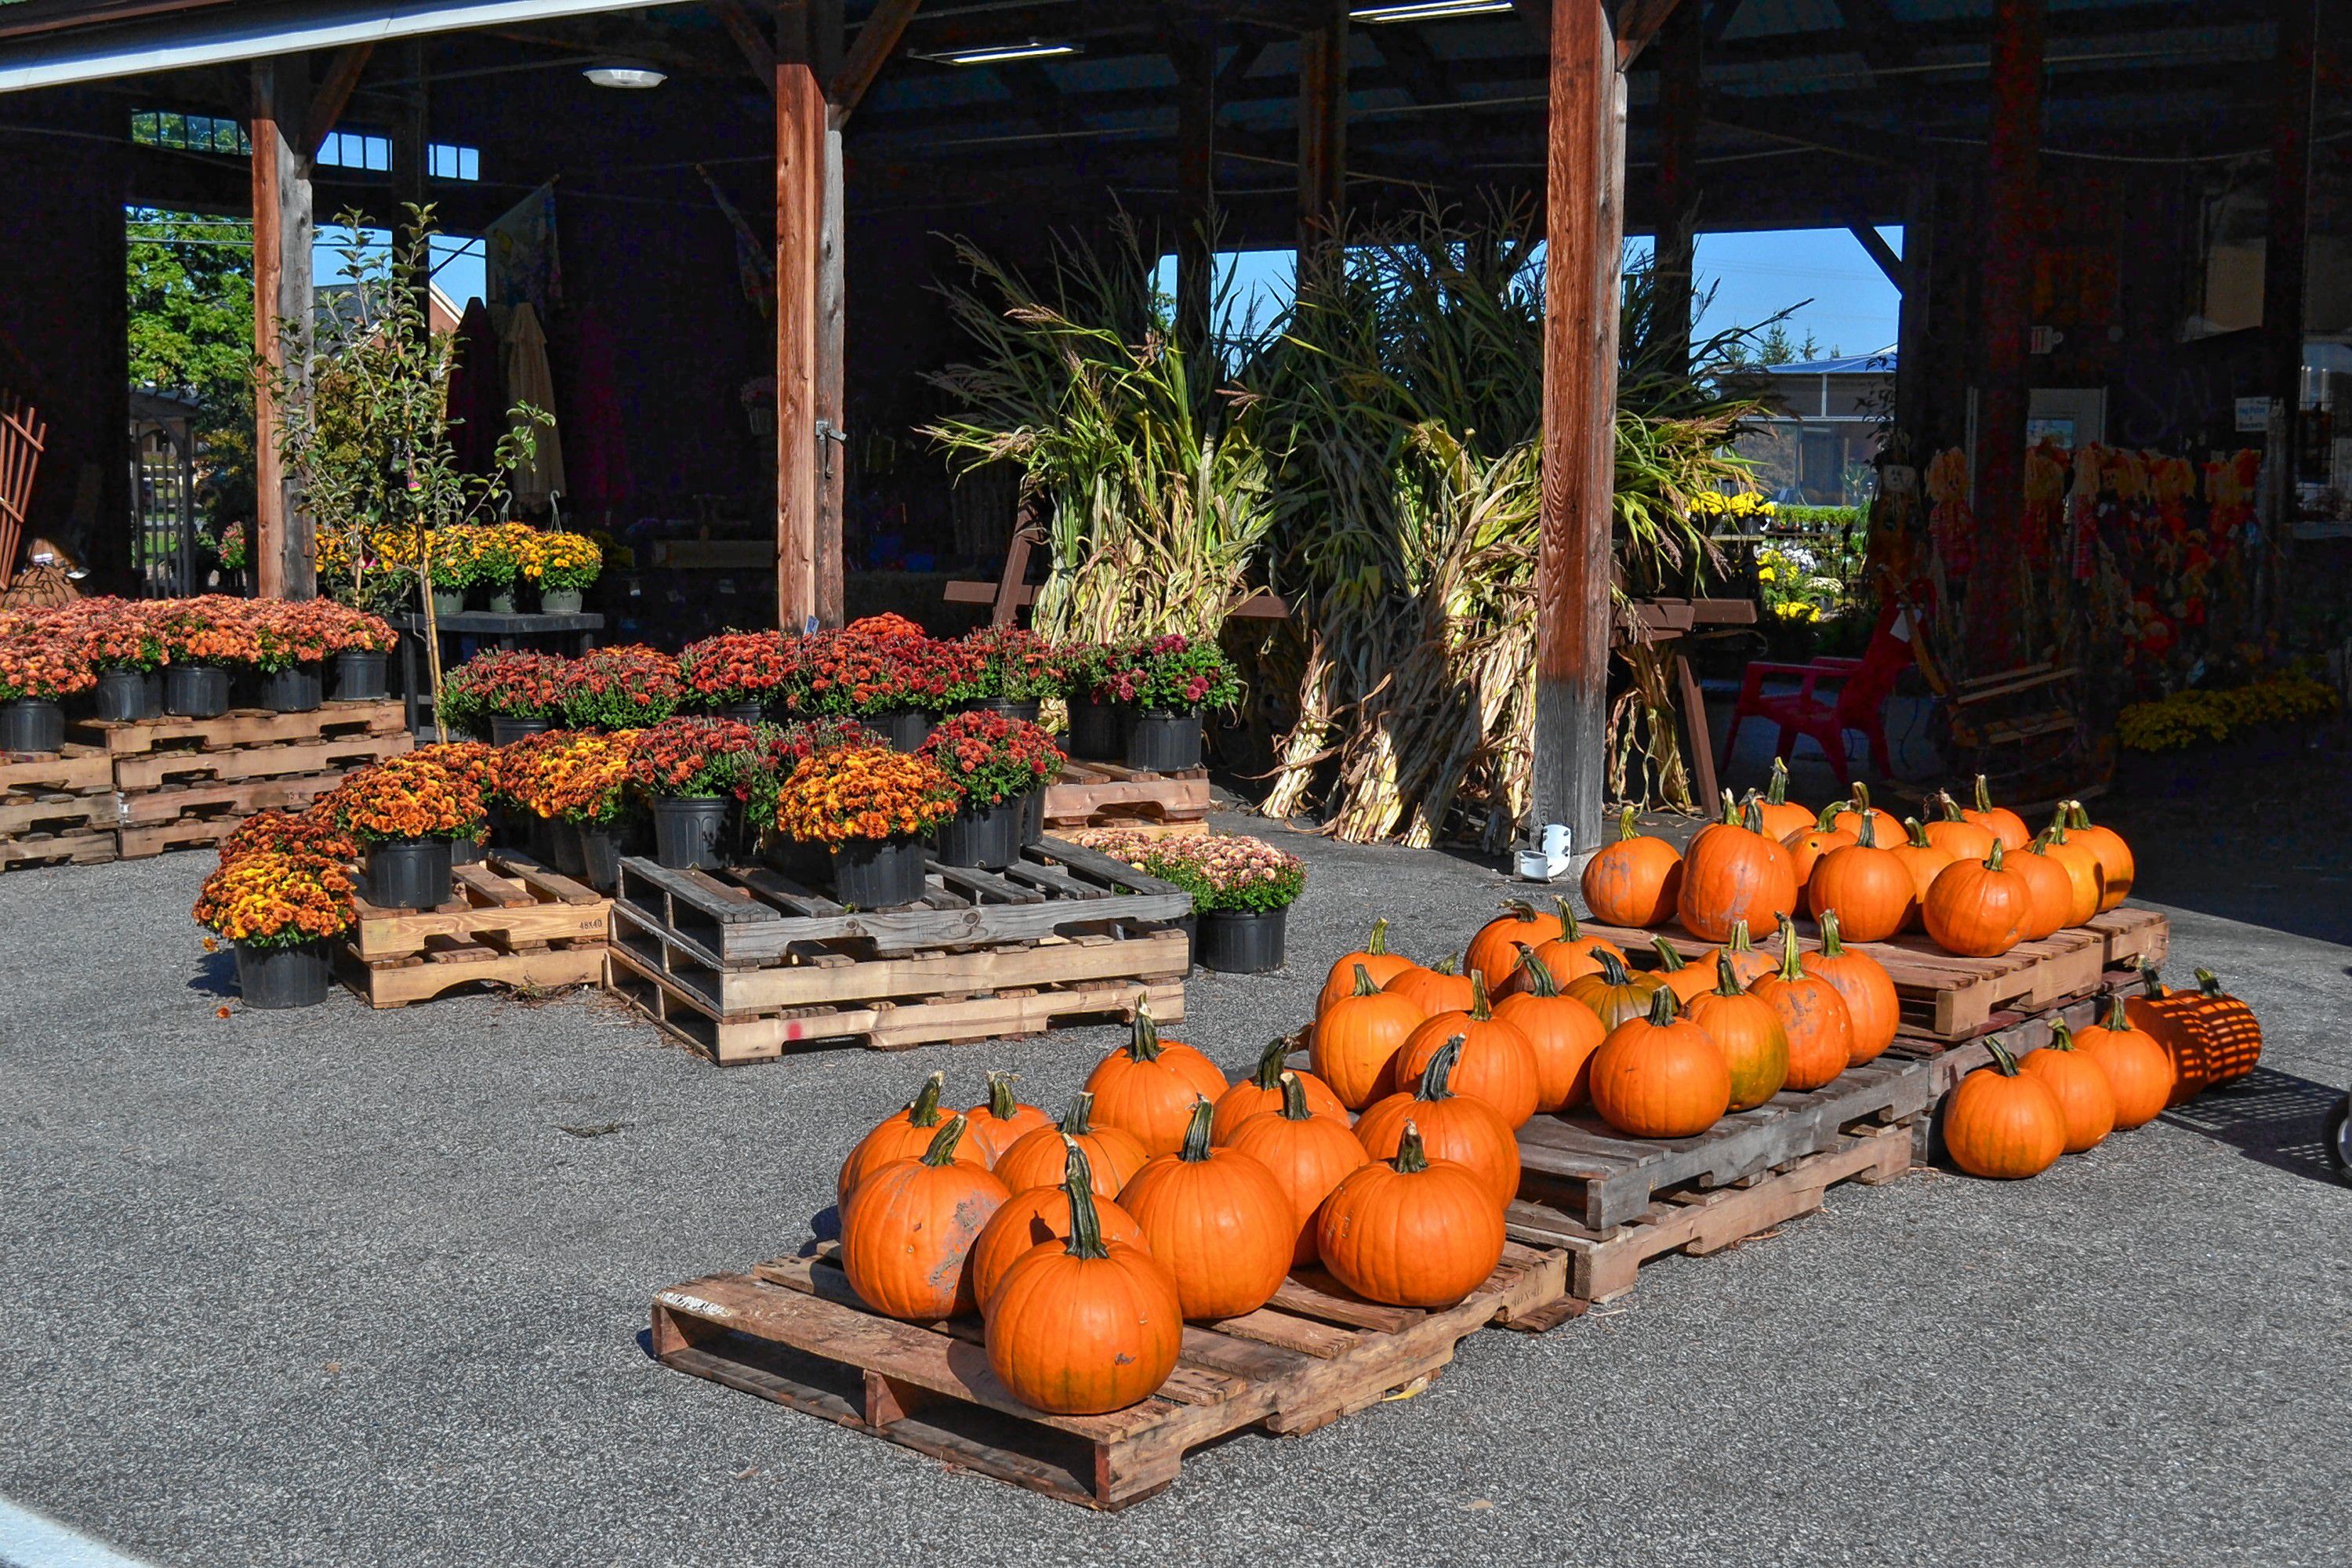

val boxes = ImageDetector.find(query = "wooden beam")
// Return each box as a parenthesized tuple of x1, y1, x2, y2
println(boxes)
(2259, 0, 2317, 616)
(1297, 15, 1346, 251)
(776, 1, 826, 630)
(304, 42, 372, 156)
(1653, 0, 1700, 378)
(715, 1, 777, 87)
(1172, 24, 1216, 369)
(829, 0, 921, 129)
(1970, 0, 2043, 656)
(1702, 0, 1743, 44)
(1614, 0, 1683, 67)
(250, 59, 314, 601)
(1849, 223, 1906, 291)
(815, 0, 845, 627)
(1536, 0, 1623, 850)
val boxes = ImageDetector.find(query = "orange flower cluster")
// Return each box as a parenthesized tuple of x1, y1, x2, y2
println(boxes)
(0, 629, 96, 702)
(217, 808, 359, 867)
(775, 744, 957, 845)
(496, 729, 640, 826)
(192, 851, 357, 949)
(321, 754, 486, 844)
(408, 740, 501, 800)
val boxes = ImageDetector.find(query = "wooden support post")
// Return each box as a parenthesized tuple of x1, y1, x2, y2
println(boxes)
(1171, 27, 1216, 371)
(775, 1, 826, 630)
(395, 42, 430, 323)
(1970, 0, 2043, 654)
(1297, 12, 1347, 256)
(2259, 0, 2317, 593)
(815, 0, 847, 628)
(251, 60, 316, 600)
(1535, 0, 1624, 854)
(1652, 0, 1701, 379)
(1893, 175, 1935, 445)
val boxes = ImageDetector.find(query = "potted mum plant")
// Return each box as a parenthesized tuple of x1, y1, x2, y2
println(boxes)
(559, 644, 684, 731)
(1145, 833, 1305, 974)
(916, 710, 1063, 869)
(82, 599, 169, 721)
(527, 529, 601, 615)
(750, 716, 882, 881)
(405, 740, 502, 862)
(427, 527, 475, 617)
(1062, 642, 1126, 760)
(775, 743, 957, 907)
(0, 626, 95, 753)
(504, 729, 639, 888)
(678, 630, 797, 724)
(193, 849, 357, 1009)
(471, 522, 535, 614)
(437, 649, 568, 743)
(328, 604, 398, 702)
(325, 753, 488, 910)
(626, 716, 762, 870)
(1111, 633, 1240, 773)
(961, 625, 1064, 724)
(245, 600, 339, 713)
(154, 595, 255, 717)
(216, 808, 359, 868)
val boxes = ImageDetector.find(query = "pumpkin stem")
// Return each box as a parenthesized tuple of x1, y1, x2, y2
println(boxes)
(1498, 897, 1541, 924)
(1766, 756, 1791, 805)
(1741, 797, 1768, 835)
(1985, 840, 2006, 871)
(1468, 969, 1493, 1020)
(1934, 789, 1966, 823)
(1276, 1071, 1314, 1122)
(1973, 773, 1995, 813)
(908, 1070, 947, 1128)
(1591, 948, 1633, 987)
(1712, 951, 1746, 997)
(1851, 782, 1872, 813)
(1177, 1097, 1216, 1161)
(1367, 917, 1391, 956)
(2194, 967, 2224, 998)
(1128, 1007, 1164, 1061)
(1717, 788, 1740, 826)
(1818, 908, 1848, 957)
(1649, 935, 1690, 974)
(2102, 991, 2131, 1031)
(1726, 918, 1754, 955)
(1432, 955, 1460, 976)
(984, 1071, 1022, 1122)
(1985, 1036, 2023, 1076)
(1059, 1138, 1111, 1261)
(920, 1114, 970, 1167)
(1392, 1120, 1431, 1174)
(2045, 806, 2071, 844)
(1853, 811, 1879, 849)
(1811, 801, 1849, 832)
(1415, 1036, 1464, 1102)
(1645, 983, 1681, 1025)
(1615, 806, 1641, 844)
(1515, 946, 1563, 997)
(2048, 1018, 2078, 1051)
(1247, 1036, 1290, 1091)
(1904, 815, 1933, 849)
(1552, 896, 1582, 942)
(2136, 960, 2165, 997)
(1773, 913, 1806, 982)
(1058, 1091, 1098, 1136)
(1350, 962, 1380, 997)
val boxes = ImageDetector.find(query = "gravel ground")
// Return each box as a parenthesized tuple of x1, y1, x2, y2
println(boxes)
(3, 805, 2350, 1568)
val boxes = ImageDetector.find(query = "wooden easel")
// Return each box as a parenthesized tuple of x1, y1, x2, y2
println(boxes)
(0, 395, 45, 590)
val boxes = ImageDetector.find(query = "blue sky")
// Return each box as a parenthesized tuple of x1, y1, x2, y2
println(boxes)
(316, 225, 487, 307)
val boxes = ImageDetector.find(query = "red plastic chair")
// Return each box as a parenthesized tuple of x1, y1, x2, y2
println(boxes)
(1720, 599, 1909, 789)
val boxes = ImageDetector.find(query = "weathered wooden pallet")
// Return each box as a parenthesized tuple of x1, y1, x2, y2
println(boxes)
(1506, 1121, 1915, 1302)
(0, 743, 121, 839)
(1885, 989, 2112, 1094)
(1591, 907, 2169, 1040)
(340, 851, 609, 1008)
(1042, 760, 1211, 829)
(111, 730, 410, 791)
(1511, 1051, 1936, 1232)
(0, 829, 117, 871)
(615, 835, 1192, 966)
(71, 699, 407, 757)
(608, 941, 1185, 1063)
(340, 943, 607, 1008)
(0, 742, 113, 797)
(650, 1237, 1577, 1511)
(114, 771, 345, 858)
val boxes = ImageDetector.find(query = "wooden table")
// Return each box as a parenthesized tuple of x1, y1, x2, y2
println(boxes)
(1617, 597, 1759, 808)
(392, 610, 604, 732)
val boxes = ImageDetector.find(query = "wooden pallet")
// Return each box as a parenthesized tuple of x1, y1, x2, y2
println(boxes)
(114, 773, 345, 858)
(111, 730, 410, 791)
(615, 835, 1192, 966)
(1042, 760, 1211, 829)
(1886, 989, 2112, 1094)
(0, 742, 113, 797)
(1510, 1051, 1936, 1232)
(0, 829, 117, 871)
(1507, 1121, 1915, 1302)
(651, 1237, 1577, 1511)
(0, 743, 120, 838)
(71, 699, 407, 757)
(1591, 906, 2169, 1040)
(342, 853, 609, 1008)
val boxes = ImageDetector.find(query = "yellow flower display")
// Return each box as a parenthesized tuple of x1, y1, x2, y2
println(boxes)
(2117, 675, 2339, 753)
(192, 851, 357, 948)
(775, 745, 959, 845)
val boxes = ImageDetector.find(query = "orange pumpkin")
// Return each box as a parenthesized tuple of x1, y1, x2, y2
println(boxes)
(2183, 967, 2263, 1089)
(1806, 811, 1915, 941)
(2069, 996, 2174, 1129)
(1679, 795, 1799, 942)
(2020, 1027, 2116, 1153)
(1117, 1100, 1295, 1319)
(1923, 792, 1999, 862)
(1748, 915, 1853, 1091)
(2038, 814, 2105, 927)
(1842, 782, 1899, 848)
(1564, 948, 1666, 1033)
(1311, 963, 1423, 1110)
(1393, 971, 1541, 1127)
(1752, 756, 1816, 842)
(1806, 909, 1900, 1065)
(969, 1160, 1145, 1314)
(2009, 836, 2074, 941)
(2124, 964, 2209, 1105)
(1316, 1120, 1507, 1307)
(1890, 817, 1958, 926)
(1515, 900, 1628, 993)
(1782, 800, 1858, 886)
(1491, 948, 1609, 1113)
(1384, 955, 1475, 1018)
(1085, 1008, 1229, 1157)
(1943, 1039, 2065, 1178)
(838, 1071, 986, 1205)
(1466, 898, 1564, 992)
(1685, 953, 1791, 1112)
(1922, 841, 2034, 957)
(840, 1116, 1010, 1319)
(1960, 774, 2032, 853)
(1352, 1037, 1522, 1209)
(1588, 985, 1732, 1138)
(1645, 935, 1718, 1006)
(2063, 799, 2134, 912)
(983, 1142, 1182, 1414)
(1718, 918, 1777, 989)
(1319, 917, 1414, 1014)
(1212, 1037, 1348, 1143)
(961, 1071, 1054, 1166)
(995, 1091, 1150, 1197)
(1581, 805, 1683, 927)
(1226, 1073, 1374, 1267)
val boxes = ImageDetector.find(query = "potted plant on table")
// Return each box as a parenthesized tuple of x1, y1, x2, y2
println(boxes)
(678, 630, 797, 724)
(558, 644, 684, 731)
(470, 522, 535, 615)
(437, 649, 568, 744)
(322, 753, 488, 910)
(193, 849, 357, 1009)
(152, 595, 256, 717)
(916, 710, 1063, 869)
(626, 716, 763, 870)
(0, 625, 95, 753)
(525, 529, 602, 615)
(775, 743, 957, 908)
(1143, 833, 1305, 975)
(426, 527, 476, 617)
(80, 599, 169, 721)
(1108, 633, 1240, 773)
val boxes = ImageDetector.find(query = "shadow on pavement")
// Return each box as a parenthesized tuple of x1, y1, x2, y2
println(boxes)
(185, 949, 237, 1000)
(2160, 1066, 2348, 1188)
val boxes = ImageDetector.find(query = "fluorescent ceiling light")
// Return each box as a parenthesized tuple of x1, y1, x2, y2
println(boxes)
(924, 41, 1080, 66)
(1349, 1, 1515, 21)
(583, 59, 666, 88)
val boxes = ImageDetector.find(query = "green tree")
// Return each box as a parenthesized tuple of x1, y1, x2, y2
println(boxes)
(125, 208, 256, 528)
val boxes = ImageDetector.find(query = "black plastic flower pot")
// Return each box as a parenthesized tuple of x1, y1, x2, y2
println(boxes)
(969, 697, 1042, 724)
(652, 796, 731, 870)
(871, 708, 933, 752)
(490, 715, 552, 746)
(577, 823, 627, 891)
(760, 834, 833, 887)
(450, 834, 485, 866)
(548, 819, 588, 877)
(0, 698, 64, 754)
(332, 650, 390, 702)
(717, 699, 766, 726)
(831, 835, 929, 908)
(92, 668, 163, 723)
(1066, 698, 1127, 761)
(1196, 908, 1287, 975)
(366, 836, 454, 911)
(1021, 787, 1044, 845)
(1124, 708, 1203, 773)
(164, 664, 231, 718)
(258, 664, 324, 713)
(234, 938, 334, 1010)
(935, 795, 1026, 870)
